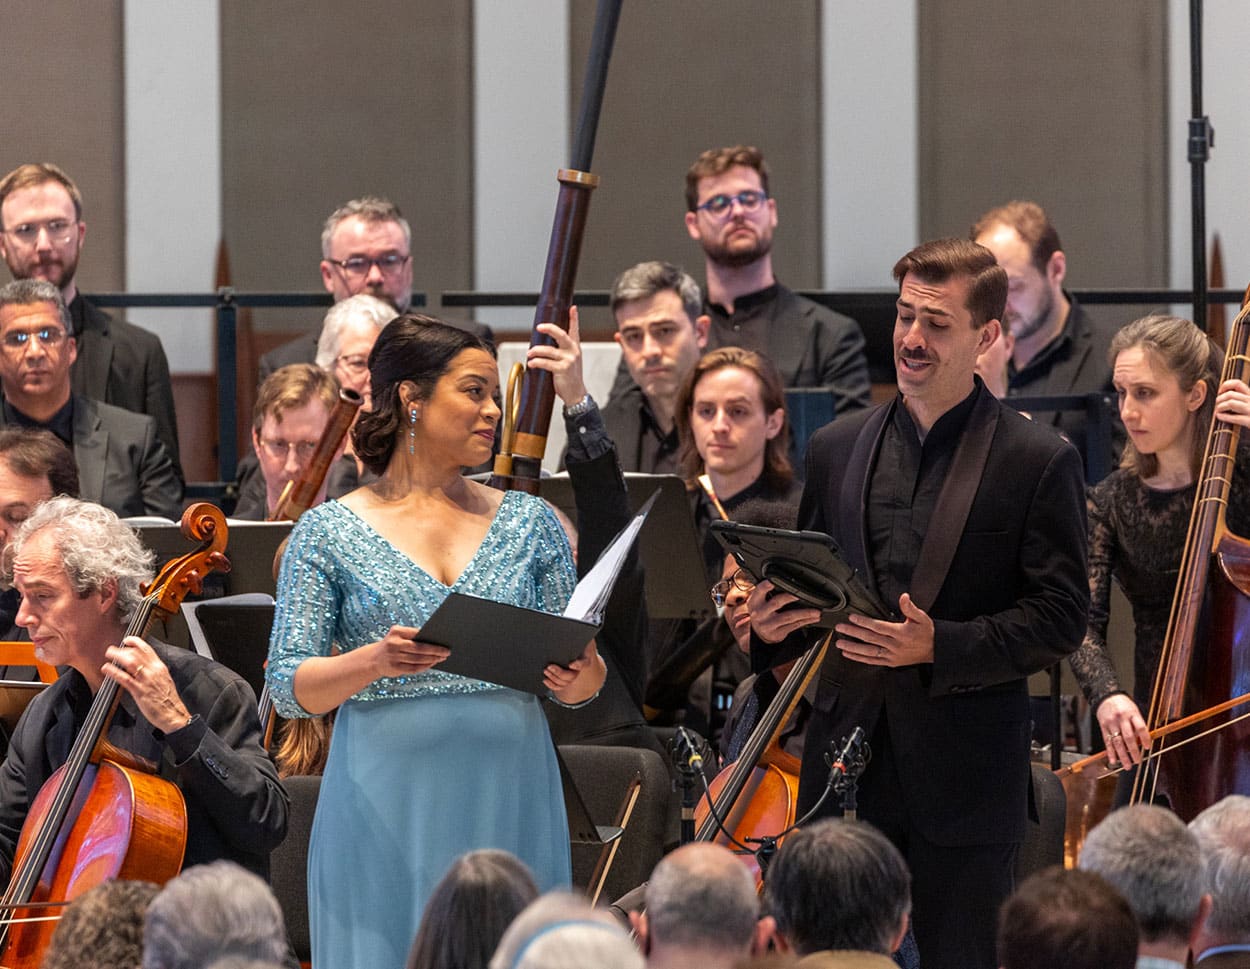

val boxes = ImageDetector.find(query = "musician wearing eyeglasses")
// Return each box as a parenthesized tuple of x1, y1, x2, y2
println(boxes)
(258, 196, 492, 381)
(0, 280, 181, 520)
(681, 145, 871, 417)
(0, 164, 181, 485)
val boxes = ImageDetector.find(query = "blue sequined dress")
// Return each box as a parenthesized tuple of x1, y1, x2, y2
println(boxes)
(267, 493, 576, 969)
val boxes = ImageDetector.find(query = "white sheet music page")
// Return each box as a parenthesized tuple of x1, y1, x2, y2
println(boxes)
(561, 490, 658, 624)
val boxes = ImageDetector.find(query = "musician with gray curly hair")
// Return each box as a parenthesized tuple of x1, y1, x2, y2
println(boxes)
(0, 496, 287, 883)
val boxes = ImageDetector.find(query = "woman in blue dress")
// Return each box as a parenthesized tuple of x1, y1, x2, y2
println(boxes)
(266, 314, 605, 969)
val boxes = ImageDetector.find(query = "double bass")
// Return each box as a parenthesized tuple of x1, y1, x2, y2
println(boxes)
(1060, 299, 1250, 858)
(1134, 299, 1250, 818)
(0, 504, 230, 969)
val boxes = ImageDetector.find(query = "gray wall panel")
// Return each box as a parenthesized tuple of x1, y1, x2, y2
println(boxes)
(918, 0, 1168, 295)
(0, 1, 125, 293)
(569, 0, 824, 323)
(220, 0, 473, 332)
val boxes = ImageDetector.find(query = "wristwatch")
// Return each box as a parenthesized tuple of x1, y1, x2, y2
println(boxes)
(563, 393, 596, 418)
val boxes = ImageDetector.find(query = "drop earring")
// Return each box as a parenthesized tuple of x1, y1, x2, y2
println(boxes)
(408, 408, 417, 454)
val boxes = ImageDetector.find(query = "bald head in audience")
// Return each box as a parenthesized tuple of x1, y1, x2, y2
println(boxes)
(631, 842, 768, 969)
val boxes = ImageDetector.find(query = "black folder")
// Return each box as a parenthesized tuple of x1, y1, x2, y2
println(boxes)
(415, 593, 598, 696)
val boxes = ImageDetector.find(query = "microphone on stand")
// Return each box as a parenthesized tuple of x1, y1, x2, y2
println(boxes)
(673, 726, 705, 776)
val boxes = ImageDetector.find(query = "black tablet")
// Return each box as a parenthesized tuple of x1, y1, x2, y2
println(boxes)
(709, 521, 889, 628)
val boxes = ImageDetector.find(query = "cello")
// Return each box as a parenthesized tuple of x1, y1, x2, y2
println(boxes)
(0, 503, 230, 969)
(1132, 298, 1250, 819)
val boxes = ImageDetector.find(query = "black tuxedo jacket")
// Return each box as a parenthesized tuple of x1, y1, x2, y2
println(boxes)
(72, 296, 181, 483)
(759, 386, 1088, 846)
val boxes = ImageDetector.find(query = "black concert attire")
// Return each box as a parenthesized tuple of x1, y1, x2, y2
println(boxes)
(755, 380, 1088, 969)
(0, 642, 288, 880)
(1006, 294, 1124, 475)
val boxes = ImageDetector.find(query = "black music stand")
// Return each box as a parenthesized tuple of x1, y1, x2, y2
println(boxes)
(538, 473, 711, 620)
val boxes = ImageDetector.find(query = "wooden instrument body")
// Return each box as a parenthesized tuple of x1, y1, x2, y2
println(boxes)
(2, 761, 186, 969)
(1152, 531, 1250, 820)
(694, 747, 800, 884)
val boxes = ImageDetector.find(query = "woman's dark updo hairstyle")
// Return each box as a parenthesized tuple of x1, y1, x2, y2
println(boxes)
(351, 313, 495, 475)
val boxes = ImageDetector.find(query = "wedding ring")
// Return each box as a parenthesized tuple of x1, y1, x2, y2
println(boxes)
(1108, 731, 1121, 740)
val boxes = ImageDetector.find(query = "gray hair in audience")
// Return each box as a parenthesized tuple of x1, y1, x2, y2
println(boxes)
(1078, 804, 1205, 943)
(0, 278, 72, 331)
(3, 496, 154, 624)
(1190, 795, 1250, 939)
(610, 261, 703, 326)
(644, 843, 758, 953)
(320, 195, 411, 258)
(764, 818, 910, 955)
(314, 293, 395, 371)
(142, 861, 287, 969)
(204, 961, 286, 969)
(488, 891, 643, 969)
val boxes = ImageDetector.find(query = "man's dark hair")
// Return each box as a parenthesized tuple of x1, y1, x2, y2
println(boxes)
(685, 145, 770, 212)
(764, 819, 910, 955)
(891, 238, 1007, 329)
(0, 428, 80, 498)
(997, 867, 1138, 969)
(43, 879, 159, 969)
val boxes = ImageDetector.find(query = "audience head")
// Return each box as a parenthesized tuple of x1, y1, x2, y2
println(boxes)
(1109, 314, 1221, 482)
(970, 201, 1066, 346)
(684, 145, 776, 270)
(0, 428, 79, 554)
(712, 496, 799, 654)
(42, 879, 159, 969)
(676, 347, 789, 497)
(251, 363, 342, 514)
(5, 495, 154, 632)
(0, 163, 86, 296)
(319, 195, 414, 311)
(997, 867, 1137, 969)
(610, 261, 708, 411)
(489, 891, 644, 969)
(764, 818, 910, 956)
(406, 849, 539, 969)
(636, 843, 764, 968)
(1190, 795, 1250, 947)
(1078, 804, 1209, 952)
(314, 292, 396, 404)
(350, 313, 497, 476)
(0, 278, 77, 415)
(142, 861, 287, 969)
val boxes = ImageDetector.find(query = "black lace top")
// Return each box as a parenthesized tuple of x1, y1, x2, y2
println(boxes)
(1069, 447, 1250, 711)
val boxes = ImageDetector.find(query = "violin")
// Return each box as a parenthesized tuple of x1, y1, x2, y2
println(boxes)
(0, 504, 230, 969)
(693, 631, 832, 884)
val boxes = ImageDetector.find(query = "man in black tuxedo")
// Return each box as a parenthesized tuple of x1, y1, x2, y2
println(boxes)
(750, 238, 1088, 969)
(0, 164, 181, 483)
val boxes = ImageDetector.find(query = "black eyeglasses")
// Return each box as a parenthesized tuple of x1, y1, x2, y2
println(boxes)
(710, 568, 755, 607)
(325, 253, 410, 277)
(694, 190, 768, 218)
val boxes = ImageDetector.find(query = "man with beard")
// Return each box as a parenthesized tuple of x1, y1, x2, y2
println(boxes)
(0, 164, 181, 484)
(971, 200, 1121, 470)
(681, 145, 870, 417)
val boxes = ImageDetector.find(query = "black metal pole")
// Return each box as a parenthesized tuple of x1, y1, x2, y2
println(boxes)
(1188, 0, 1214, 330)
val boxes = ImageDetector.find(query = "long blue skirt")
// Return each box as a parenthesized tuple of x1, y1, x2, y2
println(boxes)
(307, 689, 571, 969)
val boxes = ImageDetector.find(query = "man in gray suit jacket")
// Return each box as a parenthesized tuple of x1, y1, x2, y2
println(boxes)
(0, 280, 181, 520)
(0, 163, 181, 483)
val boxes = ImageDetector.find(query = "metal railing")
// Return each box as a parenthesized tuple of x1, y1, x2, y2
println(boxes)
(84, 286, 1241, 487)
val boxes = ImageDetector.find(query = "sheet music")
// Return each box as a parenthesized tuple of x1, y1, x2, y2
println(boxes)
(562, 489, 658, 624)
